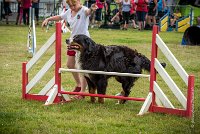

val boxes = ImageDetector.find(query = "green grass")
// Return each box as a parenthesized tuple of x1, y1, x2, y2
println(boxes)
(0, 24, 200, 134)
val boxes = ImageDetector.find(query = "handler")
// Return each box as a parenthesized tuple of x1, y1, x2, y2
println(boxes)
(42, 0, 98, 99)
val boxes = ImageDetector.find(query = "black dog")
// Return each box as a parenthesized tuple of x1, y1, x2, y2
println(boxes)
(68, 35, 165, 104)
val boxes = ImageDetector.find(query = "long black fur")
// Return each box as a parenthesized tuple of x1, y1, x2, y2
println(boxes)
(69, 35, 162, 103)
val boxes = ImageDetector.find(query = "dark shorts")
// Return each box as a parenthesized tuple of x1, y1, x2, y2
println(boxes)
(148, 8, 157, 16)
(95, 8, 102, 21)
(4, 6, 12, 15)
(122, 11, 130, 24)
(130, 13, 136, 20)
(17, 4, 20, 13)
(136, 11, 147, 21)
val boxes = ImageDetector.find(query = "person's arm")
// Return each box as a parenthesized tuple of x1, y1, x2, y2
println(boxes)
(162, 0, 166, 10)
(111, 12, 119, 22)
(116, 0, 121, 4)
(153, 0, 157, 11)
(42, 15, 62, 28)
(85, 3, 98, 16)
(144, 0, 148, 4)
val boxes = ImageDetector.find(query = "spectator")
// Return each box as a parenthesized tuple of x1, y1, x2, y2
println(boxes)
(16, 0, 23, 25)
(197, 16, 200, 28)
(147, 0, 157, 27)
(135, 0, 148, 30)
(130, 0, 137, 29)
(110, 7, 123, 27)
(157, 0, 166, 19)
(32, 0, 40, 25)
(22, 0, 31, 25)
(120, 0, 131, 30)
(3, 0, 12, 24)
(85, 0, 96, 28)
(170, 8, 181, 27)
(95, 0, 105, 27)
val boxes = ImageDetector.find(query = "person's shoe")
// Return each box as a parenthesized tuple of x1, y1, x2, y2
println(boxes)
(72, 87, 81, 92)
(71, 95, 85, 100)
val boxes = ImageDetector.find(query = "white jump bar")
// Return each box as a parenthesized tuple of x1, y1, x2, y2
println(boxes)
(59, 68, 150, 78)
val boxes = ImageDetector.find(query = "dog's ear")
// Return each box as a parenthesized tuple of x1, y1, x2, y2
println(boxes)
(84, 37, 95, 52)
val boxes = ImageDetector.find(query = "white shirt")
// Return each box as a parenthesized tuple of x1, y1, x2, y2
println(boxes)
(60, 6, 90, 39)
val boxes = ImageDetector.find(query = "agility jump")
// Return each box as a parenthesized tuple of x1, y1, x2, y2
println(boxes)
(159, 8, 193, 32)
(22, 22, 195, 118)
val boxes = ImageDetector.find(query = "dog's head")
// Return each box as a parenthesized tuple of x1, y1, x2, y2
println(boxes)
(67, 34, 96, 53)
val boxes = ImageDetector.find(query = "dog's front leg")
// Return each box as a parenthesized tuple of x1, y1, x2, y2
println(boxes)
(89, 88, 96, 103)
(118, 91, 125, 104)
(96, 77, 107, 104)
(98, 97, 104, 104)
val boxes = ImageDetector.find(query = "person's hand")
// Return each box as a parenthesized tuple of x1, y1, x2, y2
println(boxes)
(42, 18, 49, 29)
(90, 4, 98, 12)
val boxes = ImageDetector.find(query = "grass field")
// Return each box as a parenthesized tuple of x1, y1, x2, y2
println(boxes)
(0, 23, 199, 134)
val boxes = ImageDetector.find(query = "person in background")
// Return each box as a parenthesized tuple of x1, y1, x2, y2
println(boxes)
(32, 0, 40, 25)
(16, 0, 23, 25)
(3, 0, 12, 24)
(110, 7, 123, 28)
(146, 0, 157, 30)
(130, 0, 137, 29)
(42, 0, 98, 100)
(157, 0, 166, 19)
(95, 0, 105, 27)
(116, 0, 131, 30)
(135, 0, 148, 30)
(197, 16, 200, 28)
(22, 0, 31, 25)
(170, 8, 181, 27)
(84, 0, 96, 28)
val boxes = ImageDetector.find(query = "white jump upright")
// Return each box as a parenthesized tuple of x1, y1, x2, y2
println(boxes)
(22, 23, 195, 118)
(138, 25, 195, 118)
(22, 22, 70, 103)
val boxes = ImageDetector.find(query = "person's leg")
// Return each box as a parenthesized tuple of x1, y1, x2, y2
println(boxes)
(16, 5, 20, 25)
(147, 15, 150, 26)
(23, 8, 27, 25)
(132, 19, 135, 28)
(143, 12, 147, 30)
(133, 14, 137, 28)
(35, 8, 39, 25)
(67, 55, 81, 90)
(4, 7, 9, 24)
(16, 13, 19, 25)
(125, 12, 130, 29)
(80, 75, 87, 92)
(67, 54, 87, 99)
(137, 11, 142, 30)
(171, 18, 176, 27)
(19, 8, 23, 25)
(72, 76, 87, 99)
(27, 8, 30, 25)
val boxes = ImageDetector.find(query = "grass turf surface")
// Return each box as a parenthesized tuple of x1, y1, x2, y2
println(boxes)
(0, 24, 199, 134)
